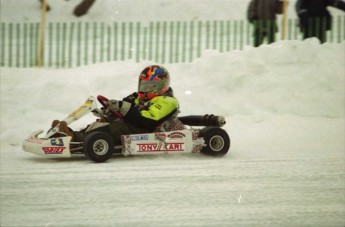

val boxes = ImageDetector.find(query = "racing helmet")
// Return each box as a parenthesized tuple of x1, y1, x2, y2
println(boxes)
(138, 65, 170, 101)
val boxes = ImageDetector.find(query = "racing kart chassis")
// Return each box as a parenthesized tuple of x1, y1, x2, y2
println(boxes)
(22, 96, 230, 162)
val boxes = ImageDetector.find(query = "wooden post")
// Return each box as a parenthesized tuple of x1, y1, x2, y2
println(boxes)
(37, 0, 48, 67)
(281, 0, 288, 40)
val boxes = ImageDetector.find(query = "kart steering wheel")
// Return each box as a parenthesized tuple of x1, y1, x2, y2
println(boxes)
(97, 95, 109, 108)
(97, 95, 123, 118)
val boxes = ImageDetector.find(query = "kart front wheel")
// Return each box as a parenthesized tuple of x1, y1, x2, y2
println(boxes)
(200, 127, 230, 157)
(83, 131, 115, 162)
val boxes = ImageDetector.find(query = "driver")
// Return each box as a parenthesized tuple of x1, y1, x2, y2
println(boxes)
(51, 65, 183, 144)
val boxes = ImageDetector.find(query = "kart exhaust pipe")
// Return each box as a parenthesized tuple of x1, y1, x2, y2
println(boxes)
(178, 114, 226, 127)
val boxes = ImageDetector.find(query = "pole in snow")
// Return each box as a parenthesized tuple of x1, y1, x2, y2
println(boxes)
(37, 0, 48, 67)
(281, 0, 288, 40)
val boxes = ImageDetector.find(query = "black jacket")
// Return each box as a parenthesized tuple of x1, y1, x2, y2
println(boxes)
(296, 0, 345, 30)
(247, 0, 283, 32)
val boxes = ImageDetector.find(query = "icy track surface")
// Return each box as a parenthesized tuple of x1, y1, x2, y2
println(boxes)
(1, 40, 345, 226)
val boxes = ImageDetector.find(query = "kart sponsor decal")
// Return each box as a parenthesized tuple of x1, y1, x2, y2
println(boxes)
(26, 136, 45, 144)
(155, 133, 166, 138)
(168, 132, 185, 139)
(42, 147, 66, 154)
(130, 135, 149, 141)
(50, 138, 64, 146)
(137, 142, 184, 152)
(154, 133, 167, 141)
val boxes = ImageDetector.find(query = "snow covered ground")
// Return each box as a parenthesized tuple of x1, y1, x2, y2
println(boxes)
(1, 0, 345, 226)
(1, 39, 344, 226)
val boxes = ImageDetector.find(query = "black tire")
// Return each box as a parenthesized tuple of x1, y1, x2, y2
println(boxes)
(83, 131, 115, 163)
(199, 127, 230, 157)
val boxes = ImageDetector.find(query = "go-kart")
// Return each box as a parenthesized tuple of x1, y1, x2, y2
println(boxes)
(22, 96, 230, 162)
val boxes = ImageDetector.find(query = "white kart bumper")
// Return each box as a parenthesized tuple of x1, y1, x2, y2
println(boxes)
(22, 130, 72, 158)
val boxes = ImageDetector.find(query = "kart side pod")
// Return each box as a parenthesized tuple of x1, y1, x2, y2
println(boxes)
(121, 129, 204, 156)
(83, 127, 230, 163)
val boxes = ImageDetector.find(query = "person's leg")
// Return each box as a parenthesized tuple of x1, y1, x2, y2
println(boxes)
(317, 19, 327, 43)
(319, 28, 327, 43)
(72, 119, 148, 144)
(304, 17, 318, 40)
(254, 27, 264, 47)
(107, 119, 148, 145)
(267, 25, 275, 44)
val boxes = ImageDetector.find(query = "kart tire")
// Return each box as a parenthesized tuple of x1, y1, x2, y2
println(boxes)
(83, 131, 115, 163)
(199, 127, 230, 157)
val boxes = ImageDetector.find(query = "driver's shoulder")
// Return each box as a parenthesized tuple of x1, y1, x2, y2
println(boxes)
(152, 95, 178, 106)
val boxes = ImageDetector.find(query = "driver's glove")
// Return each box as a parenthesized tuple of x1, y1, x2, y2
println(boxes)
(103, 99, 131, 117)
(106, 100, 121, 112)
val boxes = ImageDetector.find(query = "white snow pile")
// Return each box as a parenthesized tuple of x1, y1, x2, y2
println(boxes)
(0, 39, 344, 149)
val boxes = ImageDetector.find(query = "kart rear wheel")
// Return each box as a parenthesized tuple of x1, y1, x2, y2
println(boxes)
(200, 127, 230, 157)
(83, 131, 115, 162)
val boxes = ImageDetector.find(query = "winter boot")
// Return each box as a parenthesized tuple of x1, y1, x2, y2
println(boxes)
(51, 119, 60, 128)
(47, 120, 60, 135)
(73, 0, 96, 17)
(48, 120, 74, 140)
(58, 121, 74, 138)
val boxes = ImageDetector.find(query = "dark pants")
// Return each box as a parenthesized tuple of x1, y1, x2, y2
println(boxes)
(253, 21, 276, 47)
(302, 20, 328, 43)
(74, 119, 149, 145)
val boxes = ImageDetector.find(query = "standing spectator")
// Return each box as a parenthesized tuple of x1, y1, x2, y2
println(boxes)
(296, 0, 345, 43)
(247, 0, 283, 47)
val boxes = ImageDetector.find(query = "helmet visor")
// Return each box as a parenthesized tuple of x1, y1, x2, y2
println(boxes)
(138, 80, 164, 93)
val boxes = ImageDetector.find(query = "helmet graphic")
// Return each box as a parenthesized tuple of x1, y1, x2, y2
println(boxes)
(138, 65, 170, 101)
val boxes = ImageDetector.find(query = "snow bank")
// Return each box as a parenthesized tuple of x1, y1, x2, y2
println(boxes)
(174, 39, 345, 118)
(1, 39, 344, 147)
